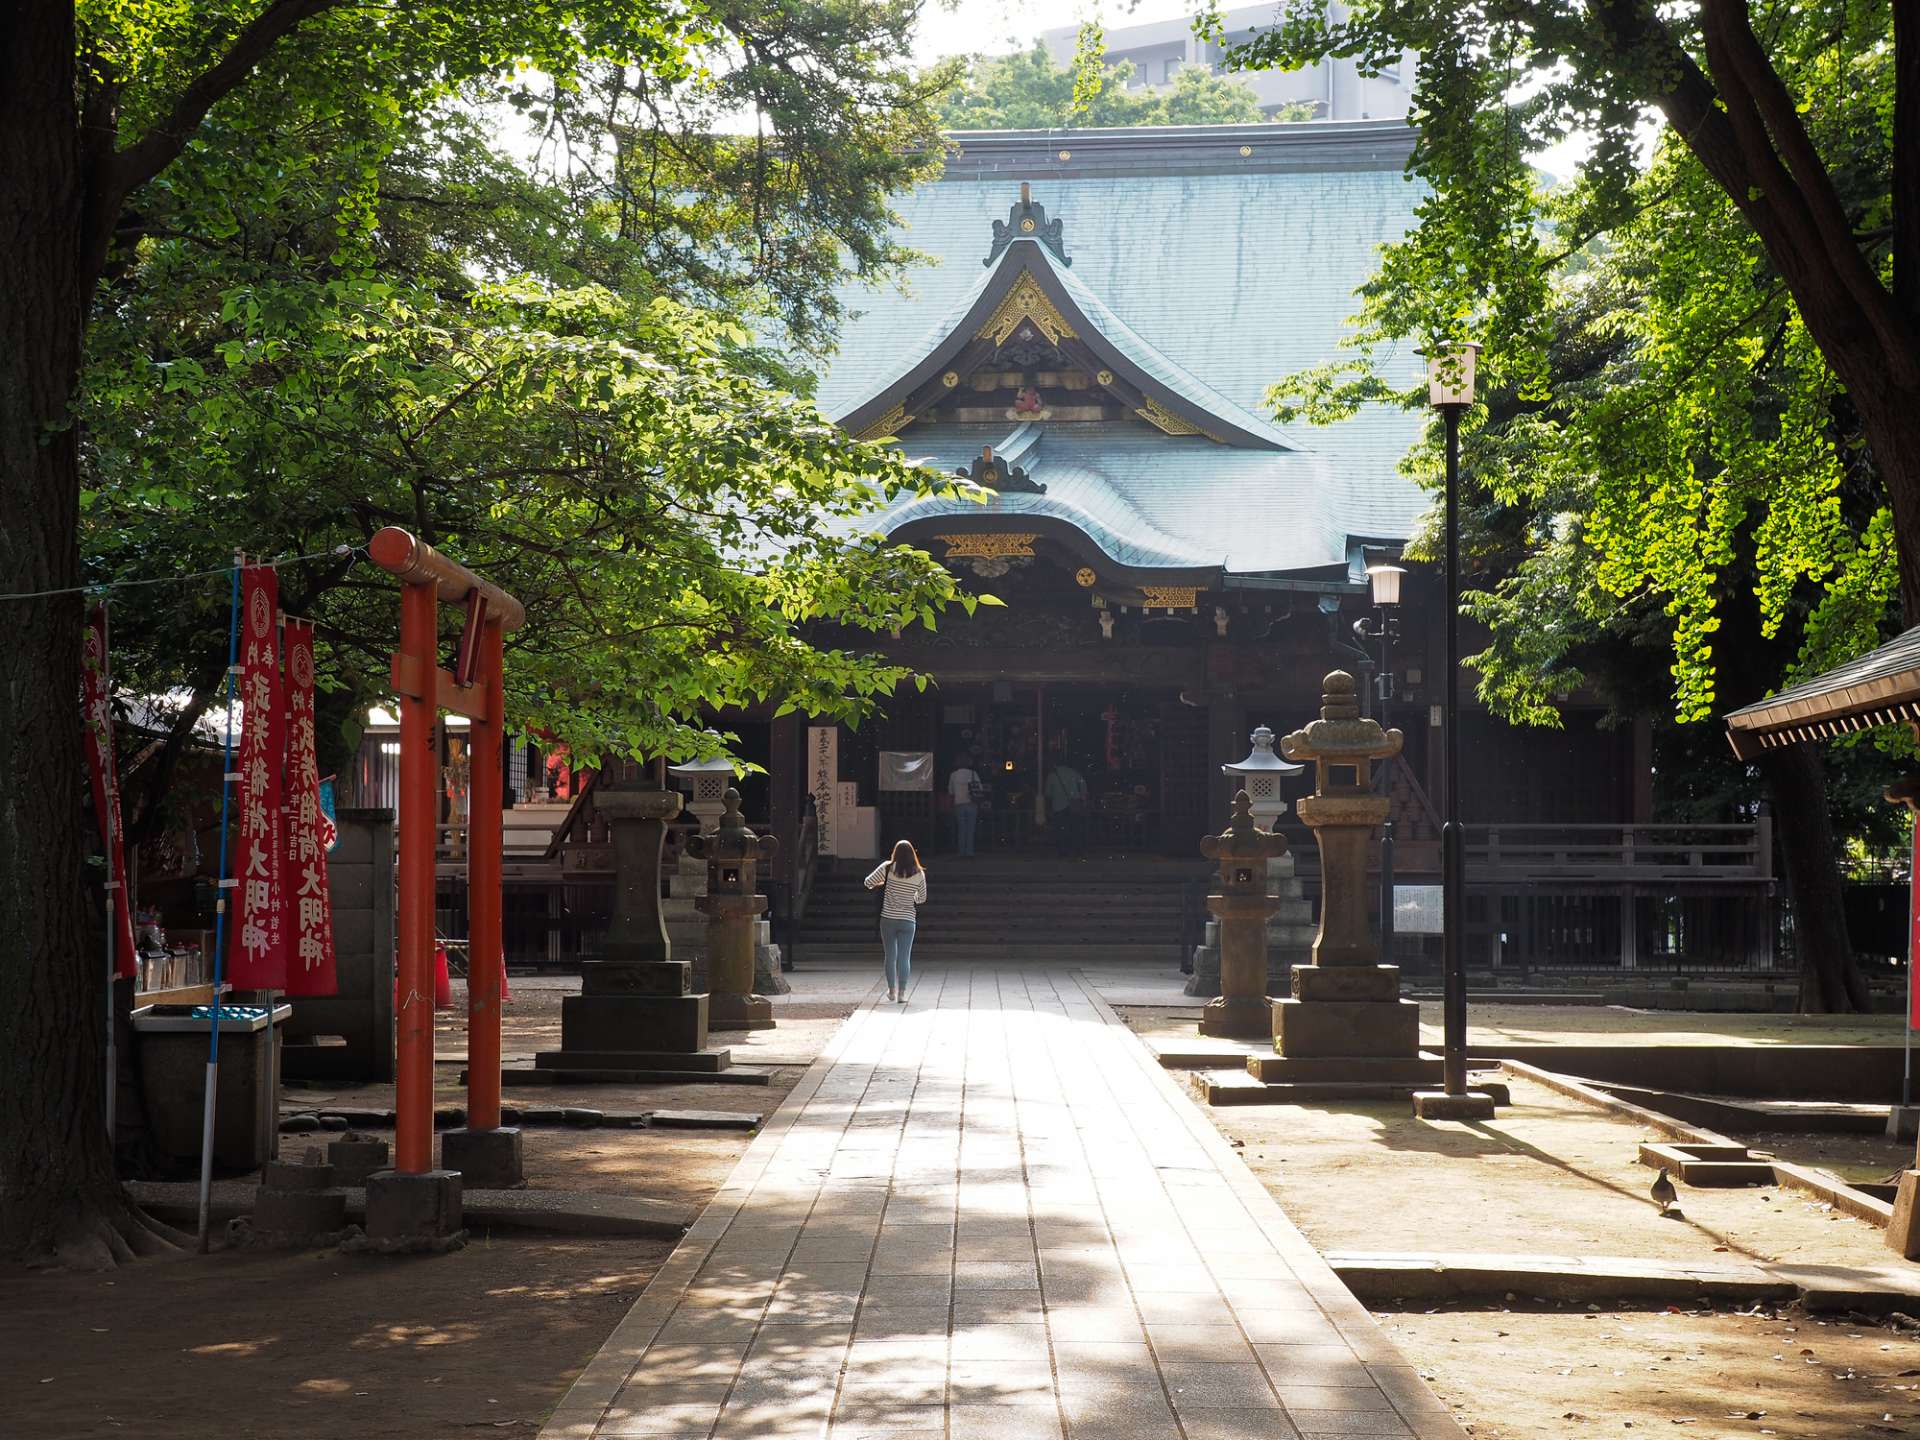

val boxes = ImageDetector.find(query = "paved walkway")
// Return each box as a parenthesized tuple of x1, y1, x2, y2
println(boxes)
(542, 967, 1466, 1440)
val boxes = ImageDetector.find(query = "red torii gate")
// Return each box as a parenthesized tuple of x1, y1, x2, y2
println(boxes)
(366, 527, 525, 1237)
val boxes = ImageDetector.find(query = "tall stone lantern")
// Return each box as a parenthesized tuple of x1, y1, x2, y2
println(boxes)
(1197, 791, 1290, 1040)
(532, 759, 736, 1079)
(693, 789, 778, 1031)
(1252, 670, 1433, 1089)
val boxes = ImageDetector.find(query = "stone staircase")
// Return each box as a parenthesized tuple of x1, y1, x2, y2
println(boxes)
(795, 855, 1204, 966)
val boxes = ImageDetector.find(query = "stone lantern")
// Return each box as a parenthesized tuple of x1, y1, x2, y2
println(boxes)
(1248, 670, 1435, 1093)
(1186, 728, 1315, 1000)
(1222, 725, 1302, 829)
(693, 788, 778, 1031)
(668, 749, 735, 835)
(1197, 791, 1290, 1039)
(533, 759, 736, 1080)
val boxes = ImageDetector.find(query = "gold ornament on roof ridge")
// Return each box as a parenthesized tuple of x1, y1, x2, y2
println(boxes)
(978, 270, 1078, 348)
(937, 533, 1039, 559)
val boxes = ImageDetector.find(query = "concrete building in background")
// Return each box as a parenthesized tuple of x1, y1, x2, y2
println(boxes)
(1040, 4, 1415, 120)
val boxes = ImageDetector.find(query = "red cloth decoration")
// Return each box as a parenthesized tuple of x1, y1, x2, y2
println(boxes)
(281, 621, 337, 996)
(228, 565, 287, 989)
(81, 606, 137, 979)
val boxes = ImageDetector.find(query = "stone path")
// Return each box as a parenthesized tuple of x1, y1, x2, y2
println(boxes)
(542, 967, 1466, 1439)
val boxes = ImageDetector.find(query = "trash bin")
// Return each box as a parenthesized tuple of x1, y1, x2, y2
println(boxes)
(131, 1003, 289, 1173)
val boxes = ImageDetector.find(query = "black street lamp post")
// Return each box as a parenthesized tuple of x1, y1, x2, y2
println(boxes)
(1428, 342, 1479, 1102)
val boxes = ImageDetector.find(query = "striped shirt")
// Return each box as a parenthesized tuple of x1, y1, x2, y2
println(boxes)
(865, 861, 927, 920)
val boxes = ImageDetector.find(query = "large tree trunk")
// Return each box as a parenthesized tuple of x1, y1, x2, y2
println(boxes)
(1754, 742, 1871, 1013)
(0, 2, 172, 1265)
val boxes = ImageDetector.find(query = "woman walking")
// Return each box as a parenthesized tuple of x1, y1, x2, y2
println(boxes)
(864, 840, 926, 1004)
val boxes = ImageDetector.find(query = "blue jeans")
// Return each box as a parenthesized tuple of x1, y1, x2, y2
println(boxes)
(880, 917, 916, 994)
(953, 802, 978, 857)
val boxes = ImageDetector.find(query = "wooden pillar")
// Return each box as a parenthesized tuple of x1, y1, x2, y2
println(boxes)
(769, 712, 801, 891)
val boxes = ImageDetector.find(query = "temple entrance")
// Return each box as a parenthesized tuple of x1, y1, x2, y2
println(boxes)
(930, 683, 1203, 855)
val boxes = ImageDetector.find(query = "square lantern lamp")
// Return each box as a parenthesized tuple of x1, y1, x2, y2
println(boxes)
(1221, 725, 1304, 832)
(1425, 340, 1480, 409)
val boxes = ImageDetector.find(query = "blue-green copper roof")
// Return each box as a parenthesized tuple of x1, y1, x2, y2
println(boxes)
(811, 122, 1431, 565)
(868, 423, 1353, 577)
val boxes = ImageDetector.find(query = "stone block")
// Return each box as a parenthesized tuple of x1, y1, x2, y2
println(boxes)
(580, 960, 690, 997)
(328, 1136, 390, 1187)
(263, 1150, 336, 1192)
(710, 992, 774, 1032)
(1199, 995, 1273, 1041)
(365, 1168, 464, 1244)
(253, 1184, 348, 1239)
(560, 992, 709, 1053)
(1272, 997, 1421, 1058)
(1291, 965, 1402, 1004)
(1890, 1172, 1920, 1260)
(441, 1127, 526, 1189)
(533, 1049, 732, 1073)
(1247, 1054, 1440, 1085)
(1412, 1090, 1499, 1121)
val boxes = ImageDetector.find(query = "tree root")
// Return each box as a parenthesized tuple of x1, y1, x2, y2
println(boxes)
(39, 1196, 186, 1270)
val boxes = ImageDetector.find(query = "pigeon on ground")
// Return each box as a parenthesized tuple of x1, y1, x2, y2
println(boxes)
(1650, 1167, 1678, 1215)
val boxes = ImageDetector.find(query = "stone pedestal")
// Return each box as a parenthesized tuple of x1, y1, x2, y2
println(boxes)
(666, 852, 789, 996)
(327, 1134, 390, 1187)
(364, 1168, 463, 1248)
(441, 1126, 525, 1188)
(532, 778, 735, 1080)
(1186, 852, 1314, 997)
(251, 1147, 349, 1244)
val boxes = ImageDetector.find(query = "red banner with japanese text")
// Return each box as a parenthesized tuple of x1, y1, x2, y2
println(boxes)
(81, 606, 137, 979)
(281, 621, 337, 996)
(228, 565, 287, 989)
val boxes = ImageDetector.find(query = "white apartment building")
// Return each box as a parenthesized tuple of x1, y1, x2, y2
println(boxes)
(1040, 4, 1415, 121)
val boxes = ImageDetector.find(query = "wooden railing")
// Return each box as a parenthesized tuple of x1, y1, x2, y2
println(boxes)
(1472, 820, 1771, 882)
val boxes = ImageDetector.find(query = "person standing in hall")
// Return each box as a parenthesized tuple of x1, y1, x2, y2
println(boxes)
(948, 751, 983, 857)
(865, 840, 927, 1004)
(1046, 756, 1089, 856)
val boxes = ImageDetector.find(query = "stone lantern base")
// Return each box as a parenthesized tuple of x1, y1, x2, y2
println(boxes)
(1248, 962, 1440, 1095)
(711, 992, 775, 1032)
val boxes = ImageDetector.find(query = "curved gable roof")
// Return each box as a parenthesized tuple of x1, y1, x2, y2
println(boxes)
(833, 235, 1299, 451)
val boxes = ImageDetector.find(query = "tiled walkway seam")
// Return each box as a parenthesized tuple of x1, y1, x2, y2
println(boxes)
(540, 968, 1469, 1440)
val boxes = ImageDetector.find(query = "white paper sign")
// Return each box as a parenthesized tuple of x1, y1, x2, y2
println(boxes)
(1394, 884, 1445, 935)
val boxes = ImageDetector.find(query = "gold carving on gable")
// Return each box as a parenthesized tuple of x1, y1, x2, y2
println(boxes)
(978, 270, 1077, 348)
(1141, 585, 1200, 609)
(853, 404, 911, 442)
(1136, 397, 1204, 437)
(937, 533, 1038, 560)
(1135, 397, 1229, 443)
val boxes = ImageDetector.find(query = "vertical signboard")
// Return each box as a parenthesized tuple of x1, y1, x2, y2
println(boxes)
(808, 726, 838, 856)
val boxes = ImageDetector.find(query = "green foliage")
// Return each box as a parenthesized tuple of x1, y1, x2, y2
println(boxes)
(1216, 1, 1904, 727)
(71, 0, 983, 770)
(938, 40, 1280, 131)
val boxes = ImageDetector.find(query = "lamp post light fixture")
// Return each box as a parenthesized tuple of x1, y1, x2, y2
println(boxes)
(1415, 341, 1494, 1119)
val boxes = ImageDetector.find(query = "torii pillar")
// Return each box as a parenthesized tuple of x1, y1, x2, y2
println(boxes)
(366, 527, 526, 1244)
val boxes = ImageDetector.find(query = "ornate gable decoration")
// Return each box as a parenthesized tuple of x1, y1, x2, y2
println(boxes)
(978, 270, 1077, 349)
(954, 444, 1047, 494)
(985, 182, 1070, 268)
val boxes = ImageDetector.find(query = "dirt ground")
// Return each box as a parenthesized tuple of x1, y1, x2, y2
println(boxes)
(1130, 1002, 1920, 1438)
(1385, 1304, 1920, 1439)
(0, 969, 866, 1440)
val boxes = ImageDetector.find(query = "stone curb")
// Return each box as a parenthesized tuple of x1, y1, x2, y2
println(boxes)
(1500, 1060, 1897, 1228)
(1326, 1250, 1920, 1314)
(125, 1180, 694, 1239)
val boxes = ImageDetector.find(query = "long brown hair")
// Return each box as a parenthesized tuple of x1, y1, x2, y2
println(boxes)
(890, 839, 923, 877)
